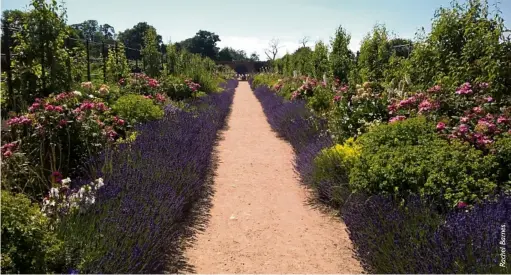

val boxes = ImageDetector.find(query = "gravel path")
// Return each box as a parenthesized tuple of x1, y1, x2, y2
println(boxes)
(184, 82, 362, 273)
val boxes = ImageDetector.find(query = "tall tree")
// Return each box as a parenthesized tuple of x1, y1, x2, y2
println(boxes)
(117, 22, 161, 60)
(217, 47, 248, 61)
(312, 41, 329, 78)
(329, 25, 352, 83)
(141, 28, 161, 77)
(100, 23, 115, 39)
(358, 24, 391, 82)
(176, 30, 220, 60)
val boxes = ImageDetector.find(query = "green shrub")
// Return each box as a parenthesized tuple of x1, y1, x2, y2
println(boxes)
(312, 138, 360, 206)
(328, 82, 389, 143)
(112, 94, 164, 124)
(252, 73, 280, 88)
(493, 134, 511, 187)
(350, 117, 499, 207)
(307, 86, 333, 114)
(1, 191, 63, 273)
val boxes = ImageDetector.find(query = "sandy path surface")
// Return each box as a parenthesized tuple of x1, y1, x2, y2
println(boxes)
(184, 82, 362, 273)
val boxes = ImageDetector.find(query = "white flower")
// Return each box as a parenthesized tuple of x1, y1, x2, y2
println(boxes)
(50, 200, 56, 206)
(62, 177, 71, 184)
(85, 196, 95, 205)
(89, 94, 95, 98)
(78, 187, 86, 198)
(72, 91, 82, 96)
(49, 187, 59, 198)
(96, 178, 104, 189)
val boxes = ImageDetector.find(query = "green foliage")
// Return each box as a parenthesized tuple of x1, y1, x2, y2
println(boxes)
(176, 30, 221, 60)
(312, 41, 329, 78)
(105, 43, 130, 82)
(4, 0, 86, 112)
(358, 24, 391, 82)
(112, 94, 163, 124)
(350, 117, 499, 206)
(328, 82, 388, 143)
(307, 86, 333, 115)
(312, 138, 361, 206)
(117, 22, 162, 60)
(218, 47, 248, 61)
(329, 25, 353, 83)
(141, 28, 161, 78)
(404, 0, 510, 98)
(251, 73, 281, 88)
(493, 134, 511, 186)
(1, 191, 63, 274)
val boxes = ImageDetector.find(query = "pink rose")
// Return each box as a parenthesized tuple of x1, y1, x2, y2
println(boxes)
(436, 122, 446, 131)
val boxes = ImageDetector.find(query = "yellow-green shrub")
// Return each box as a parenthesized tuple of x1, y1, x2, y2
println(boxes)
(312, 138, 361, 206)
(112, 94, 164, 124)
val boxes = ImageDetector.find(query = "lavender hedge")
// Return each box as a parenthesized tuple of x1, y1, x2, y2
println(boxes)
(60, 80, 238, 273)
(343, 193, 510, 273)
(252, 85, 334, 197)
(252, 83, 511, 274)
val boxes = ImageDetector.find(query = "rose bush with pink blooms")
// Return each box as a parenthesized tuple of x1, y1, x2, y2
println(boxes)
(328, 81, 389, 142)
(118, 73, 162, 96)
(1, 90, 128, 200)
(386, 81, 511, 150)
(158, 75, 204, 100)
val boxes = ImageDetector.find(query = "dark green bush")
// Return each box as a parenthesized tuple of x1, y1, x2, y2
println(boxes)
(350, 117, 499, 206)
(1, 191, 63, 273)
(112, 94, 164, 124)
(493, 134, 511, 187)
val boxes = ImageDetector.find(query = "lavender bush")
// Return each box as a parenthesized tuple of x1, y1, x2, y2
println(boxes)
(58, 80, 238, 273)
(252, 85, 334, 198)
(342, 193, 510, 273)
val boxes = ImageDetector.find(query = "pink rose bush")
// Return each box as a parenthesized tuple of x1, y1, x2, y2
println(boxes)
(1, 90, 128, 199)
(119, 73, 162, 96)
(387, 81, 510, 149)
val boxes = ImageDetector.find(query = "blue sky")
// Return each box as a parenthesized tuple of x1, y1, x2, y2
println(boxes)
(2, 0, 510, 60)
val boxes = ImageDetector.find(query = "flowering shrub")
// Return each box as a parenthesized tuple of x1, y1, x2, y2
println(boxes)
(342, 193, 511, 273)
(1, 91, 127, 199)
(350, 117, 500, 206)
(118, 73, 161, 96)
(80, 82, 121, 104)
(41, 177, 105, 222)
(328, 81, 389, 143)
(160, 75, 203, 100)
(388, 82, 511, 149)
